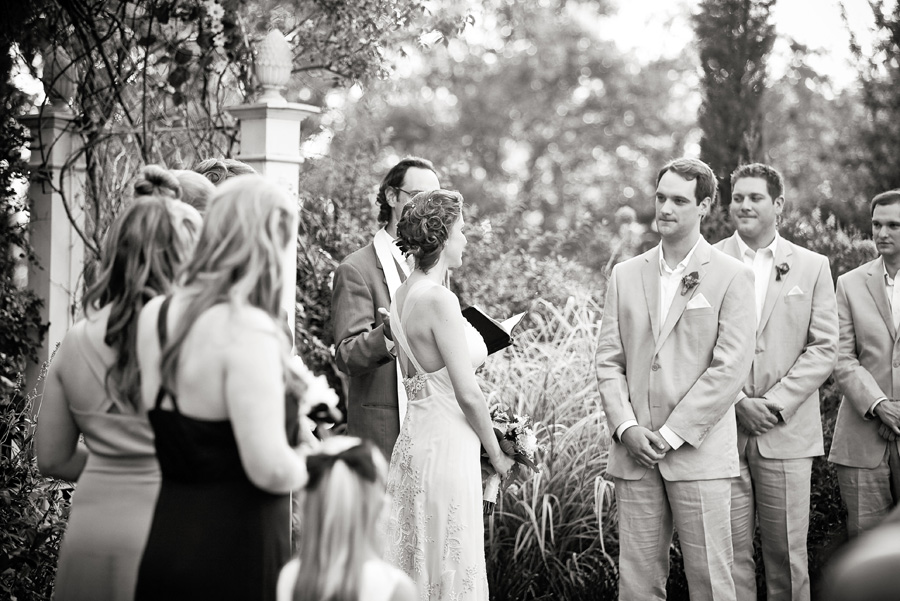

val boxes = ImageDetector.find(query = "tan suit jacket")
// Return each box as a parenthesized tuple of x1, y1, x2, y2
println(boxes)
(597, 238, 757, 481)
(332, 241, 402, 460)
(715, 233, 837, 459)
(830, 257, 900, 468)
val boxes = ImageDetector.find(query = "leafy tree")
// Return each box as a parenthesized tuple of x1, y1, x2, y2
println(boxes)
(6, 0, 436, 260)
(693, 0, 776, 240)
(762, 41, 869, 234)
(335, 0, 695, 270)
(0, 15, 47, 397)
(844, 0, 900, 201)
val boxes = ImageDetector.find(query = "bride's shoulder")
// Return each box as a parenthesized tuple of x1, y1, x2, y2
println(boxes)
(419, 285, 459, 312)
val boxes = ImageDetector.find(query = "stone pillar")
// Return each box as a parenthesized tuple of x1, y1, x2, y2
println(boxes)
(226, 30, 320, 341)
(18, 109, 86, 391)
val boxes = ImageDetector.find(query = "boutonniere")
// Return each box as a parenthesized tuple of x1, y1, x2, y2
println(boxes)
(681, 271, 700, 296)
(775, 263, 790, 281)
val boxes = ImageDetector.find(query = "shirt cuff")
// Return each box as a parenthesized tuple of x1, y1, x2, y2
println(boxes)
(384, 335, 395, 355)
(615, 420, 639, 441)
(868, 397, 888, 419)
(659, 425, 685, 450)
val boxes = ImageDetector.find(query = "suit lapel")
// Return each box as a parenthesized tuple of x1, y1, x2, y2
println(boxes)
(654, 239, 710, 355)
(757, 239, 792, 336)
(642, 248, 660, 342)
(721, 232, 742, 262)
(372, 244, 388, 282)
(866, 257, 896, 339)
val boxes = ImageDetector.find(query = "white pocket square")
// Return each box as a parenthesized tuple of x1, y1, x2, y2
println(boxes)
(787, 286, 804, 296)
(686, 294, 712, 309)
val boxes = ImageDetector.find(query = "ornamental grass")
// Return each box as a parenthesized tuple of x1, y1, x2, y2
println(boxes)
(479, 295, 618, 600)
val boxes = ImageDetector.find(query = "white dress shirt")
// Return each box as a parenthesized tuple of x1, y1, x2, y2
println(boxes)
(869, 263, 900, 417)
(736, 234, 778, 325)
(887, 265, 900, 331)
(617, 239, 703, 451)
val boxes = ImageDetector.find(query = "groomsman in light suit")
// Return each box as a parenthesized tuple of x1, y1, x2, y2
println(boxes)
(596, 157, 757, 601)
(830, 189, 900, 536)
(332, 157, 441, 460)
(715, 163, 838, 601)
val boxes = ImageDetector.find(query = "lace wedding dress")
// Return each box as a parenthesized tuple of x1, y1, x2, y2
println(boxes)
(384, 279, 490, 601)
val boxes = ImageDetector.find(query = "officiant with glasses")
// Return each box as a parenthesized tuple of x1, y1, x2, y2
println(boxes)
(332, 157, 441, 460)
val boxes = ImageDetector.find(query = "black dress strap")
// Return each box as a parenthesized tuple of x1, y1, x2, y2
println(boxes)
(154, 296, 179, 412)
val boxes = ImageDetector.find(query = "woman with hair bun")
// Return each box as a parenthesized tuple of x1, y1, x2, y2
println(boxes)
(36, 184, 199, 601)
(132, 164, 182, 199)
(131, 164, 203, 246)
(171, 169, 216, 214)
(277, 436, 416, 601)
(383, 190, 515, 600)
(134, 175, 309, 601)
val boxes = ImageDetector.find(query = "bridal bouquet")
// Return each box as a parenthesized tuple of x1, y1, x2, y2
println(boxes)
(482, 404, 542, 515)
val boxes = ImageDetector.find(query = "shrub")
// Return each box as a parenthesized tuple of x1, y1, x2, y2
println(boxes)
(779, 208, 876, 280)
(0, 363, 71, 601)
(455, 214, 606, 316)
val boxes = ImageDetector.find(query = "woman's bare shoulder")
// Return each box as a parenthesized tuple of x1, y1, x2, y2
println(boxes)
(194, 303, 279, 334)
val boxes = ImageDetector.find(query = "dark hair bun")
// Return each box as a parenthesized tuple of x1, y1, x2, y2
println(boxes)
(134, 165, 181, 199)
(396, 190, 463, 273)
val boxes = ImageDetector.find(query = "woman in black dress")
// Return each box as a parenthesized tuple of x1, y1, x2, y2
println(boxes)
(134, 175, 309, 601)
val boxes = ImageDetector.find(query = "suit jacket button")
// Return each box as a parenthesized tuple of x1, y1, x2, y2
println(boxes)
(651, 364, 660, 371)
(755, 348, 763, 354)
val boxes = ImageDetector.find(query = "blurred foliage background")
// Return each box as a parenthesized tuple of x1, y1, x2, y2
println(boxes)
(2, 0, 899, 599)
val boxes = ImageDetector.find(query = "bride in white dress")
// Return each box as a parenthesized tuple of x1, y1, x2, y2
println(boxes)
(383, 190, 516, 600)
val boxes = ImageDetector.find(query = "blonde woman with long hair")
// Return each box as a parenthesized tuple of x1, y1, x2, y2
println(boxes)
(276, 437, 416, 601)
(133, 175, 309, 601)
(36, 166, 200, 601)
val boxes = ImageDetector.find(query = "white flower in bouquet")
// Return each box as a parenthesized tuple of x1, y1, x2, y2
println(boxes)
(286, 355, 339, 424)
(305, 372, 339, 412)
(519, 428, 539, 460)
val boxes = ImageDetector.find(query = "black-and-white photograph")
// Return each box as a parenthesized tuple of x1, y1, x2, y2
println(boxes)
(2, 1, 899, 600)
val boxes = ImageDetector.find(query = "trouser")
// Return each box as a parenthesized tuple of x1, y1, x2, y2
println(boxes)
(615, 470, 735, 601)
(730, 437, 813, 601)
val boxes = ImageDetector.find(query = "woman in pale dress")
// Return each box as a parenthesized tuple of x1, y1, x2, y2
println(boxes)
(383, 190, 515, 600)
(36, 166, 200, 601)
(277, 436, 416, 601)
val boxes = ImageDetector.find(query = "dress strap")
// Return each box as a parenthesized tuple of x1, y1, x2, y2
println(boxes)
(390, 280, 437, 378)
(153, 296, 179, 412)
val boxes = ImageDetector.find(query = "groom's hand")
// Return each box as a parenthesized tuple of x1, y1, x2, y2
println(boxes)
(736, 397, 780, 436)
(621, 426, 667, 468)
(377, 307, 393, 341)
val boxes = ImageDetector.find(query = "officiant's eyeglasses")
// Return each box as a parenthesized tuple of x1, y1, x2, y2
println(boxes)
(395, 187, 423, 197)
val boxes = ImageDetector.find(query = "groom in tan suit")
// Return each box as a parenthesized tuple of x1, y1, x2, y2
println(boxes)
(831, 189, 900, 536)
(332, 158, 441, 460)
(596, 157, 756, 601)
(715, 163, 838, 601)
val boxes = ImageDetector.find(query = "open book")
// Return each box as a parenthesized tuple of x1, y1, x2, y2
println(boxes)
(461, 306, 527, 355)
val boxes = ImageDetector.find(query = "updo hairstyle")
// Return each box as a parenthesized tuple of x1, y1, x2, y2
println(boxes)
(172, 169, 216, 213)
(395, 189, 463, 273)
(133, 164, 181, 199)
